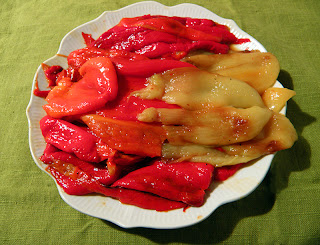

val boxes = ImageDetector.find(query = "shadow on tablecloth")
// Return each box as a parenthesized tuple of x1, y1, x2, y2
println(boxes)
(269, 70, 316, 194)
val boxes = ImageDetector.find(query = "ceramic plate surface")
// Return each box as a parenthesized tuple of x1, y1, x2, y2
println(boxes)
(27, 1, 284, 229)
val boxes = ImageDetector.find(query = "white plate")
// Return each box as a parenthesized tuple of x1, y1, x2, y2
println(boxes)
(26, 1, 284, 229)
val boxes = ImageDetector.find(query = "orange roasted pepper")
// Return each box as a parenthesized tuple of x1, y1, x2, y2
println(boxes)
(81, 114, 166, 157)
(43, 57, 118, 118)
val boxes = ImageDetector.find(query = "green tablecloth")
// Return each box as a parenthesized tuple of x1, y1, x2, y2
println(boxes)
(1, 0, 319, 244)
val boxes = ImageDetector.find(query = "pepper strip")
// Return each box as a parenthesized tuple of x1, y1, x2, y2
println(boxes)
(33, 81, 50, 98)
(93, 26, 147, 50)
(82, 32, 95, 47)
(135, 41, 229, 59)
(188, 25, 238, 44)
(109, 30, 183, 52)
(112, 160, 214, 206)
(40, 115, 102, 162)
(42, 64, 64, 87)
(214, 163, 245, 181)
(112, 58, 194, 77)
(67, 47, 147, 70)
(131, 17, 222, 43)
(81, 114, 166, 157)
(94, 73, 180, 122)
(44, 57, 118, 118)
(41, 148, 122, 186)
(44, 151, 186, 211)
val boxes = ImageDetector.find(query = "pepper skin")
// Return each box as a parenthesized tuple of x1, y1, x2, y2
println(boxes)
(40, 116, 102, 162)
(112, 58, 195, 77)
(43, 57, 118, 118)
(112, 160, 214, 206)
(81, 114, 166, 157)
(43, 150, 186, 211)
(214, 163, 245, 181)
(130, 17, 222, 43)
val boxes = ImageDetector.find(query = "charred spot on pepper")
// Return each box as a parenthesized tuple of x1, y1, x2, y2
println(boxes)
(265, 140, 283, 153)
(232, 117, 249, 137)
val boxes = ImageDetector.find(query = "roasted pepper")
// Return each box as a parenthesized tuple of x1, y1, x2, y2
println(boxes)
(43, 57, 118, 118)
(112, 58, 194, 77)
(40, 116, 102, 162)
(81, 114, 166, 157)
(128, 17, 223, 42)
(43, 150, 186, 211)
(42, 64, 64, 87)
(135, 40, 229, 59)
(214, 163, 245, 181)
(112, 160, 214, 206)
(93, 26, 147, 50)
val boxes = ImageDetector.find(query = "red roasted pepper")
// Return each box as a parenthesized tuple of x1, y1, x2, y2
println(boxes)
(67, 47, 147, 70)
(49, 167, 92, 195)
(40, 116, 141, 167)
(33, 81, 50, 98)
(95, 74, 180, 121)
(112, 58, 194, 77)
(135, 40, 229, 59)
(112, 160, 214, 206)
(185, 17, 215, 27)
(113, 188, 187, 211)
(97, 94, 180, 121)
(93, 26, 147, 50)
(132, 17, 222, 43)
(42, 64, 64, 87)
(214, 163, 245, 181)
(81, 114, 166, 157)
(109, 30, 184, 52)
(94, 136, 144, 167)
(82, 32, 95, 47)
(43, 57, 118, 118)
(119, 15, 216, 28)
(41, 149, 120, 186)
(188, 25, 238, 44)
(40, 116, 102, 162)
(33, 64, 64, 98)
(44, 151, 186, 211)
(117, 15, 152, 27)
(67, 47, 110, 69)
